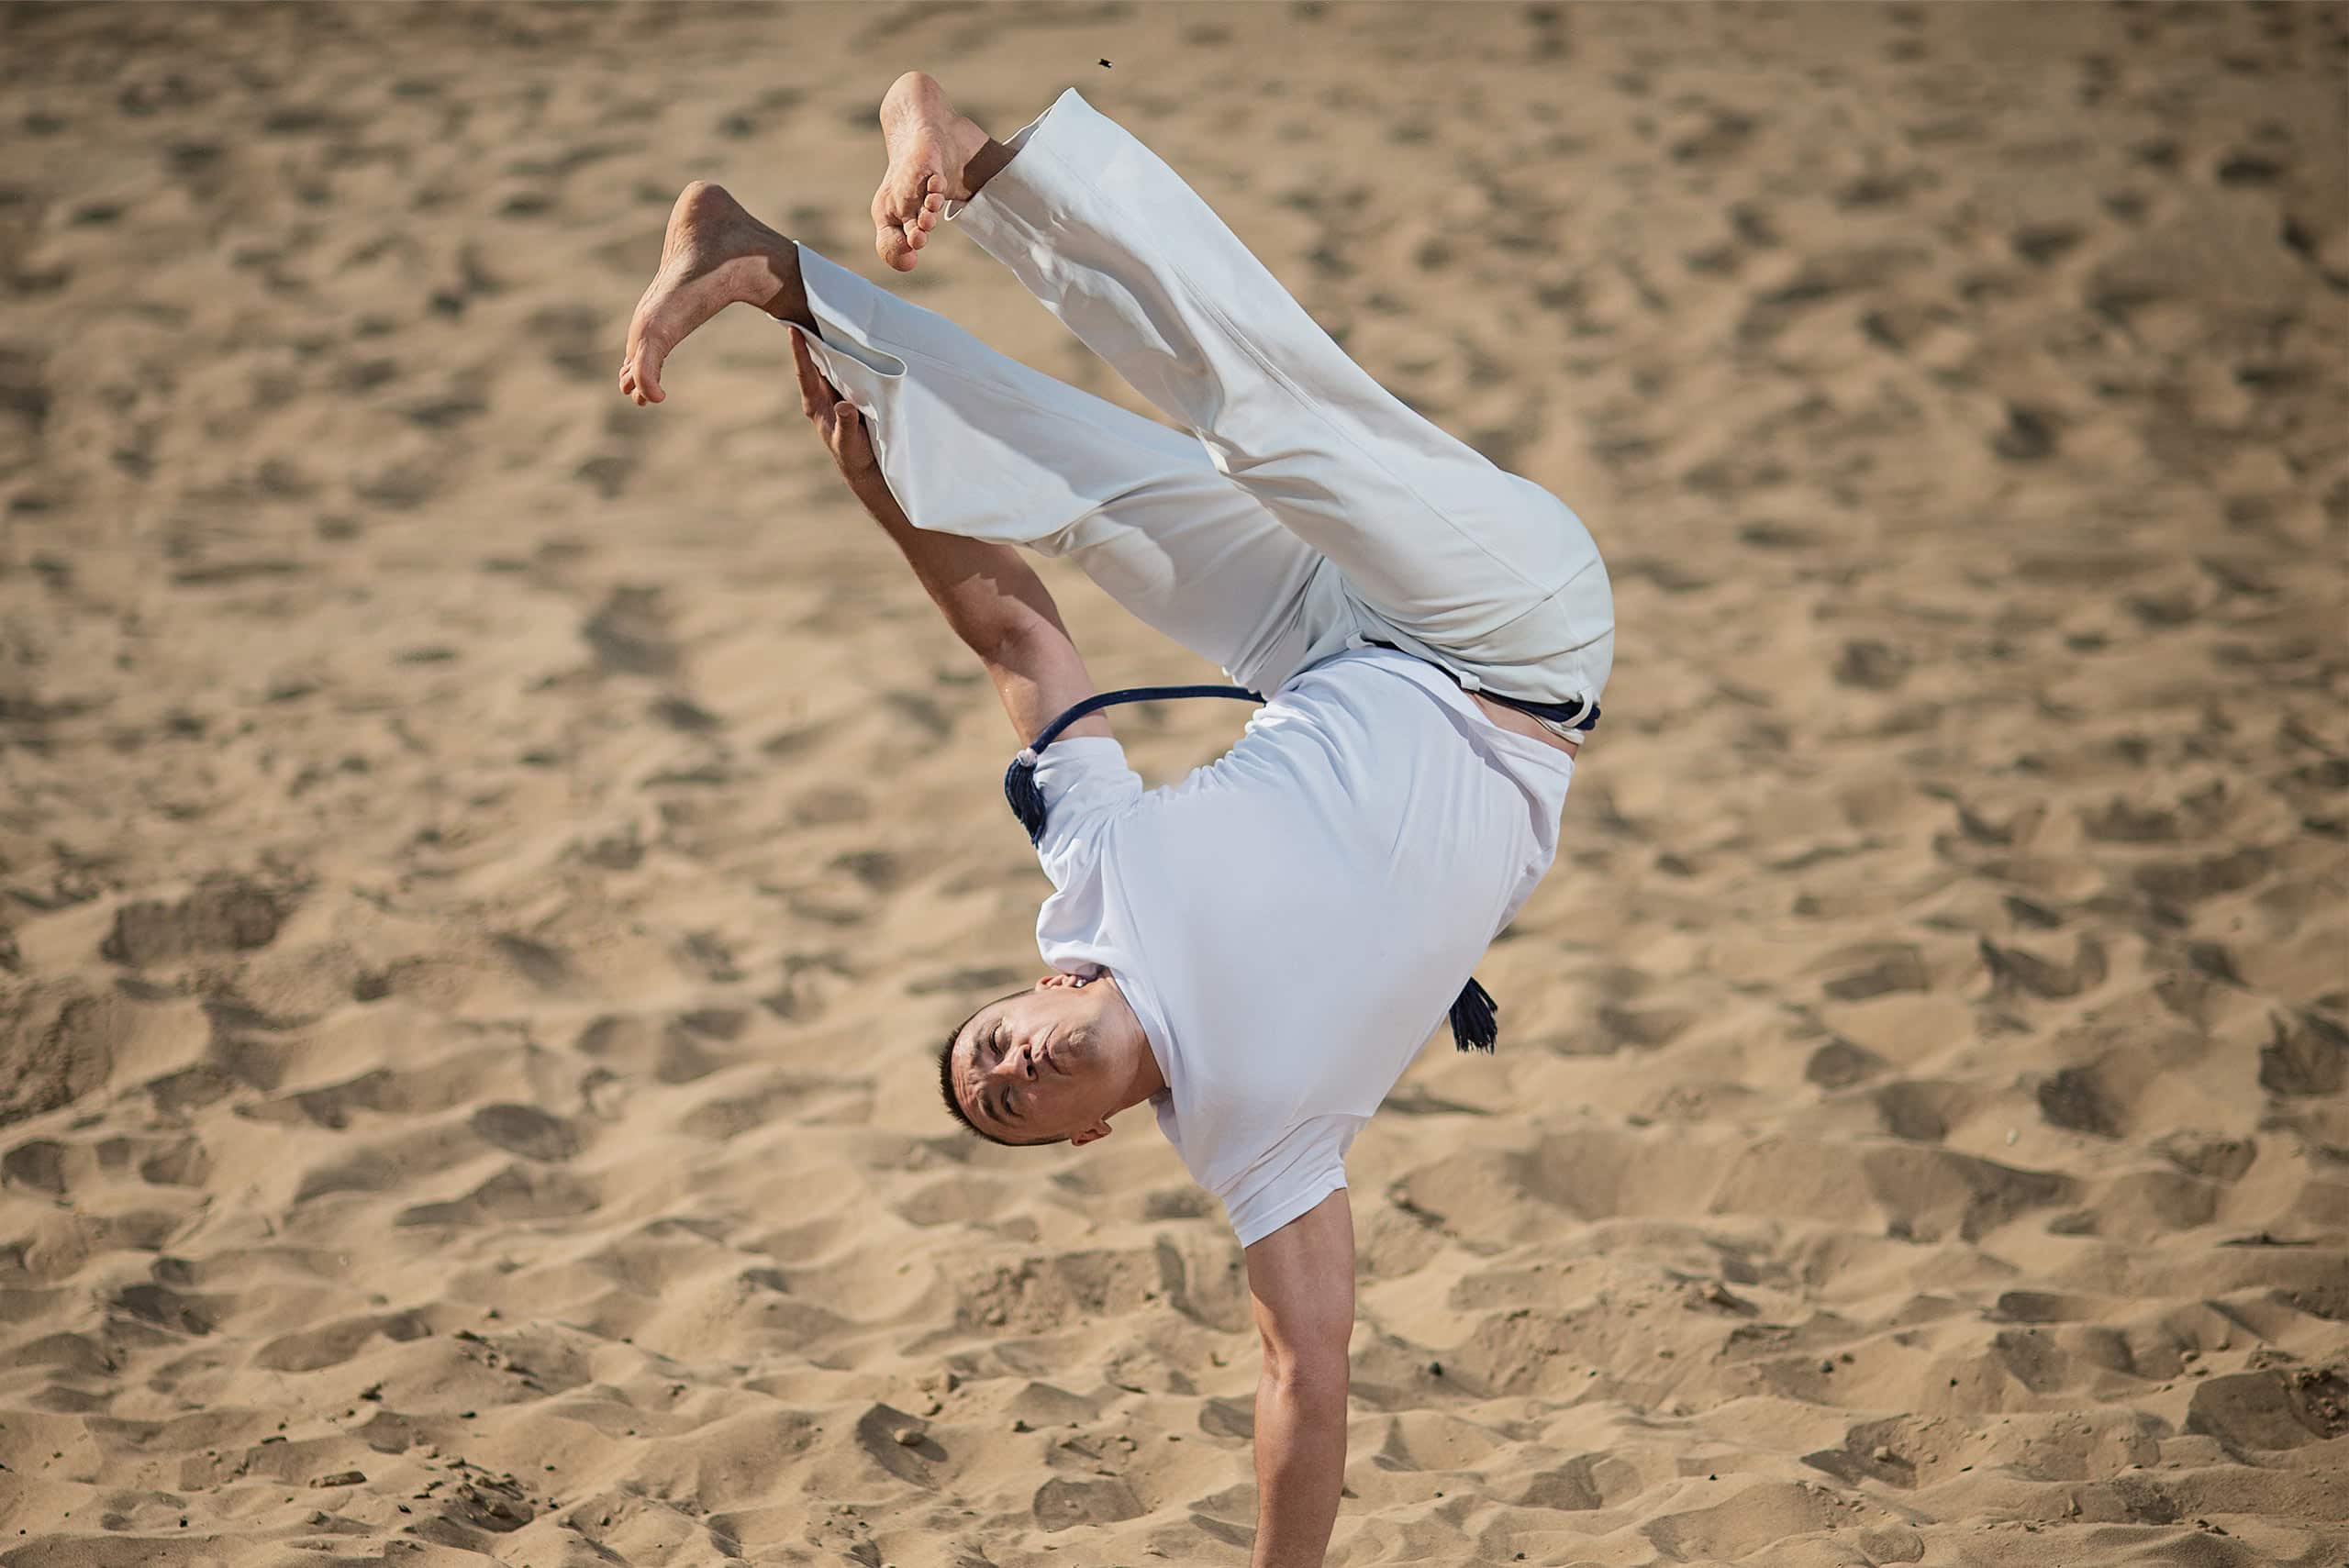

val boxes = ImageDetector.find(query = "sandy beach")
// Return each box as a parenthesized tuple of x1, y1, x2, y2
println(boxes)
(1, 2, 2344, 1564)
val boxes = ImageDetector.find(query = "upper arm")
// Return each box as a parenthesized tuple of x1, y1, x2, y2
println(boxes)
(1243, 1189, 1355, 1387)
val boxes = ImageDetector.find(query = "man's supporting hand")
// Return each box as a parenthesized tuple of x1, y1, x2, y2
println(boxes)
(1244, 1191, 1355, 1568)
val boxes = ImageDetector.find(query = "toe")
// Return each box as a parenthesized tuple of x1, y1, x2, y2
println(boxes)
(876, 223, 916, 272)
(630, 339, 668, 402)
(883, 163, 930, 226)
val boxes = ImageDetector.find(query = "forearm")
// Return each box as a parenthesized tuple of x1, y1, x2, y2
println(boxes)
(846, 468, 1060, 660)
(843, 466, 1107, 743)
(1252, 1371, 1346, 1568)
(788, 325, 1099, 744)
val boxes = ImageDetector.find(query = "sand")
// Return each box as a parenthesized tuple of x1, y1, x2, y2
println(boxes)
(2, 2, 2344, 1564)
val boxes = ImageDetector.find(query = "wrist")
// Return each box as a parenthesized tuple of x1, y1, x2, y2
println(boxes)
(844, 460, 894, 511)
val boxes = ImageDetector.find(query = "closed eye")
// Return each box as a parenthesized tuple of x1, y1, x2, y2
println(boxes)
(990, 1026, 1020, 1127)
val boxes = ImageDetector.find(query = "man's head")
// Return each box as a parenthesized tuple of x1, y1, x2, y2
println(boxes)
(939, 972, 1152, 1147)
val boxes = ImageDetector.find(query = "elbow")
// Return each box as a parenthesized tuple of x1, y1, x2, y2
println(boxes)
(981, 616, 1044, 666)
(941, 570, 1056, 666)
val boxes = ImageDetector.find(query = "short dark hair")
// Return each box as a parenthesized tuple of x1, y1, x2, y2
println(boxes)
(938, 1002, 997, 1141)
(937, 991, 1064, 1149)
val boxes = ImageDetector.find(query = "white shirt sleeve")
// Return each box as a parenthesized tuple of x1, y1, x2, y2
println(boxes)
(1219, 1114, 1359, 1248)
(1029, 736, 1143, 890)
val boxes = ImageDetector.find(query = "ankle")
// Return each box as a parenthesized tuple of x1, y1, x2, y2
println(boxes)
(753, 238, 811, 330)
(962, 136, 1013, 199)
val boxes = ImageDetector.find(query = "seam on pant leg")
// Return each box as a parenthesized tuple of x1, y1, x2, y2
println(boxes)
(1025, 133, 1557, 604)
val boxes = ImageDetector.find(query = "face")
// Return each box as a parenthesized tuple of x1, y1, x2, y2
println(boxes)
(952, 974, 1125, 1146)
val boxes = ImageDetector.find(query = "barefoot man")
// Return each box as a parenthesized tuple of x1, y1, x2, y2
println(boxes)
(620, 73, 1613, 1567)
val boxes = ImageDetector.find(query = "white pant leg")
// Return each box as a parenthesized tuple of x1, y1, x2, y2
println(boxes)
(949, 89, 1614, 715)
(794, 245, 1335, 694)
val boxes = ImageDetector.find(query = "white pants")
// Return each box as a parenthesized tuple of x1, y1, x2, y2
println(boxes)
(797, 88, 1613, 725)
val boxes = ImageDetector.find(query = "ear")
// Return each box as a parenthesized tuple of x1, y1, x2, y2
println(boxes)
(1068, 1118, 1113, 1147)
(1037, 972, 1086, 991)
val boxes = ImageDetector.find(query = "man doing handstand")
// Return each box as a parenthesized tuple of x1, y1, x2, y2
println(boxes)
(619, 72, 1613, 1568)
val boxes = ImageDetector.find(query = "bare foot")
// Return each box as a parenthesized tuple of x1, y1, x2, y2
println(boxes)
(873, 71, 988, 272)
(619, 182, 801, 406)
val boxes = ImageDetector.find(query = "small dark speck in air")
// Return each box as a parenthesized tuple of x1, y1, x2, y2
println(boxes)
(1099, 59, 1112, 68)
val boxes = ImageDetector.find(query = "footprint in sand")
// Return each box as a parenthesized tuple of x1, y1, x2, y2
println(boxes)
(469, 1103, 585, 1162)
(582, 584, 682, 677)
(492, 932, 572, 991)
(1033, 1475, 1144, 1532)
(656, 1022, 730, 1086)
(531, 303, 613, 384)
(1873, 1078, 1978, 1143)
(1, 984, 125, 1121)
(99, 877, 284, 966)
(1820, 943, 1930, 1001)
(252, 1309, 433, 1373)
(395, 1162, 600, 1228)
(2, 1138, 67, 1195)
(2186, 1367, 2349, 1456)
(2258, 1011, 2345, 1097)
(1805, 1038, 1889, 1089)
(575, 417, 639, 498)
(853, 1403, 946, 1483)
(1980, 934, 2107, 1001)
(2035, 1062, 2125, 1138)
(112, 1281, 223, 1337)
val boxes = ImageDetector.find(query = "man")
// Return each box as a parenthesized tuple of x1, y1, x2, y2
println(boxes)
(619, 72, 1612, 1568)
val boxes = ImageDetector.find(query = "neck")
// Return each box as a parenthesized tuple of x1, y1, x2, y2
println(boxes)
(1095, 975, 1166, 1111)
